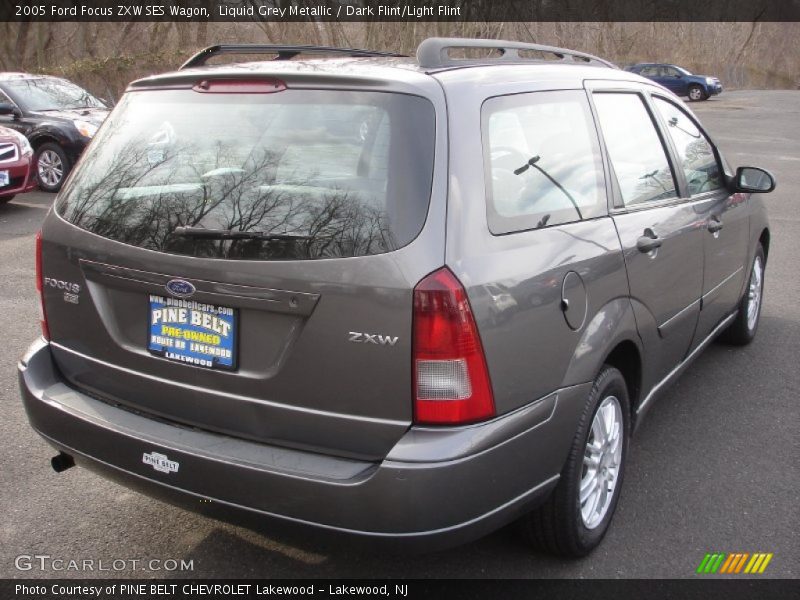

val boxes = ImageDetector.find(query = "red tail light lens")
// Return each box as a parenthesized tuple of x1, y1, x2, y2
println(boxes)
(413, 268, 495, 425)
(192, 79, 287, 94)
(35, 231, 49, 340)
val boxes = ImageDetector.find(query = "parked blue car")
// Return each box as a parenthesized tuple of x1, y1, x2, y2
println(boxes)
(625, 63, 722, 101)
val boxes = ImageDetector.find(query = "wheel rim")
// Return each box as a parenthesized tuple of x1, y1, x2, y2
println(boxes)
(746, 256, 763, 331)
(580, 395, 623, 530)
(38, 149, 64, 188)
(689, 87, 702, 100)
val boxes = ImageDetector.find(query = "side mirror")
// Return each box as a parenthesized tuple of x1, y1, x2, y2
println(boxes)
(733, 166, 776, 193)
(0, 102, 21, 117)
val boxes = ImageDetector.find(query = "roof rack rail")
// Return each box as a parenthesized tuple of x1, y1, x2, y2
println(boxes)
(180, 44, 406, 70)
(416, 37, 617, 70)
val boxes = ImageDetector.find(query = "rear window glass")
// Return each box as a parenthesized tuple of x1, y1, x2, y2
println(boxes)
(482, 90, 606, 234)
(57, 88, 435, 260)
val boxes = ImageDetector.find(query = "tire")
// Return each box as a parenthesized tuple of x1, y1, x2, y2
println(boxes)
(720, 244, 765, 345)
(35, 142, 70, 193)
(0, 195, 14, 204)
(519, 366, 630, 557)
(688, 85, 708, 101)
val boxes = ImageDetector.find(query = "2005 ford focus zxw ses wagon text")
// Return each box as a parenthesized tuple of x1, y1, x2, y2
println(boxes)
(19, 39, 775, 556)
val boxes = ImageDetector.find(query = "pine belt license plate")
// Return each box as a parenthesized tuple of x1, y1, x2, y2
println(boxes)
(147, 295, 237, 370)
(0, 170, 8, 187)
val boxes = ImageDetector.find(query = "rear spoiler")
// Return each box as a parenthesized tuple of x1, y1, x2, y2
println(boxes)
(180, 44, 406, 70)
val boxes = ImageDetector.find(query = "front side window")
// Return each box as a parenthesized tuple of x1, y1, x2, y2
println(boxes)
(653, 97, 723, 195)
(57, 88, 435, 260)
(593, 93, 677, 207)
(482, 90, 606, 234)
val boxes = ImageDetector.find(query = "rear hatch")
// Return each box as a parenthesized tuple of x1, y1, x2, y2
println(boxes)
(40, 70, 444, 460)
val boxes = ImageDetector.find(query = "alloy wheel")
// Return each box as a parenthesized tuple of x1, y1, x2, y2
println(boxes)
(747, 255, 763, 331)
(38, 149, 64, 189)
(580, 395, 623, 529)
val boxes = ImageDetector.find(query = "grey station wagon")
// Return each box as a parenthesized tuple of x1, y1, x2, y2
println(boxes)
(19, 39, 775, 556)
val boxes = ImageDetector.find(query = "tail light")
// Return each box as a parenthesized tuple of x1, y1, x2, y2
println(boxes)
(35, 231, 50, 340)
(413, 268, 495, 425)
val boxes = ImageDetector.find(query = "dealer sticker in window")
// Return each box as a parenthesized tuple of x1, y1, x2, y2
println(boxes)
(148, 294, 237, 370)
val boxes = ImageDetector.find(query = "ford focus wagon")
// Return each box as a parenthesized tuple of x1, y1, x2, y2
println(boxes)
(19, 38, 775, 556)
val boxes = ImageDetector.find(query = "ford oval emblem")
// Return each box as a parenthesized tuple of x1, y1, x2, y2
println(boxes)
(165, 279, 196, 298)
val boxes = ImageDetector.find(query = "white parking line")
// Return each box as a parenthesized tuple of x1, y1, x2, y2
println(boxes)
(9, 201, 49, 209)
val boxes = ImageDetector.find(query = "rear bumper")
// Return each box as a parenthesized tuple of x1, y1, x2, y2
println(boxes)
(19, 338, 588, 550)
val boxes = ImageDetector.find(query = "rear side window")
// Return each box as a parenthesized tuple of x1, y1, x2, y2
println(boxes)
(57, 88, 435, 260)
(652, 97, 724, 195)
(593, 93, 678, 207)
(482, 90, 606, 234)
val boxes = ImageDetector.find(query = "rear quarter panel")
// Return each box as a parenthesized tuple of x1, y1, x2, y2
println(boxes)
(437, 67, 634, 415)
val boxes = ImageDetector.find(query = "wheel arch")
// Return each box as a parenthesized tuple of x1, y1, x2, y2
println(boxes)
(560, 298, 643, 416)
(29, 132, 64, 151)
(759, 227, 770, 263)
(601, 341, 642, 426)
(27, 122, 76, 152)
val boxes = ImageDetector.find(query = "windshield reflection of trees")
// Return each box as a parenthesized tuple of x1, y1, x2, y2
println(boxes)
(60, 137, 396, 260)
(8, 78, 103, 111)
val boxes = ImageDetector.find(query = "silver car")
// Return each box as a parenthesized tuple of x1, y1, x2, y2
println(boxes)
(19, 38, 775, 556)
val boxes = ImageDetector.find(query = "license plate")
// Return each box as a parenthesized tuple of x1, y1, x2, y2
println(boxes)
(0, 171, 8, 187)
(147, 294, 237, 370)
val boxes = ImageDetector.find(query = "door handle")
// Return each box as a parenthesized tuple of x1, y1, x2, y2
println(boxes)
(708, 219, 724, 233)
(636, 229, 663, 253)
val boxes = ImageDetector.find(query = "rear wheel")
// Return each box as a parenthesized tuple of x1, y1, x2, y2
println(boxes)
(519, 366, 630, 557)
(36, 142, 70, 193)
(688, 85, 708, 101)
(720, 244, 765, 345)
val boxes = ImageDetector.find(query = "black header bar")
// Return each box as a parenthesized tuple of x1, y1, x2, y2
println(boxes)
(2, 0, 800, 23)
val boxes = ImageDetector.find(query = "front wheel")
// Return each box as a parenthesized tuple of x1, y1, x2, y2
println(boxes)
(518, 366, 630, 556)
(720, 244, 765, 345)
(0, 195, 14, 204)
(688, 85, 708, 101)
(35, 142, 71, 193)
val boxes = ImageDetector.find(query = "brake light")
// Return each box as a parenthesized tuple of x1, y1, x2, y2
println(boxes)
(35, 231, 49, 340)
(413, 268, 495, 425)
(193, 79, 287, 93)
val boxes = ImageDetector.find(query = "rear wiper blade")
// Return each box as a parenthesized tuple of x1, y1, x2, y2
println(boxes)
(173, 226, 311, 241)
(514, 155, 583, 220)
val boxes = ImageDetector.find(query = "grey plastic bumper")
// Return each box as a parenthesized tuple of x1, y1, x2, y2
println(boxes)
(19, 338, 588, 549)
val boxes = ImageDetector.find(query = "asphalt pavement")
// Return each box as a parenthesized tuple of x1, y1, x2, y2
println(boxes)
(0, 90, 797, 579)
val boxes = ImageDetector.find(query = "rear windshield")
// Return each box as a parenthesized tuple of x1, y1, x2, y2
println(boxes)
(57, 87, 435, 260)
